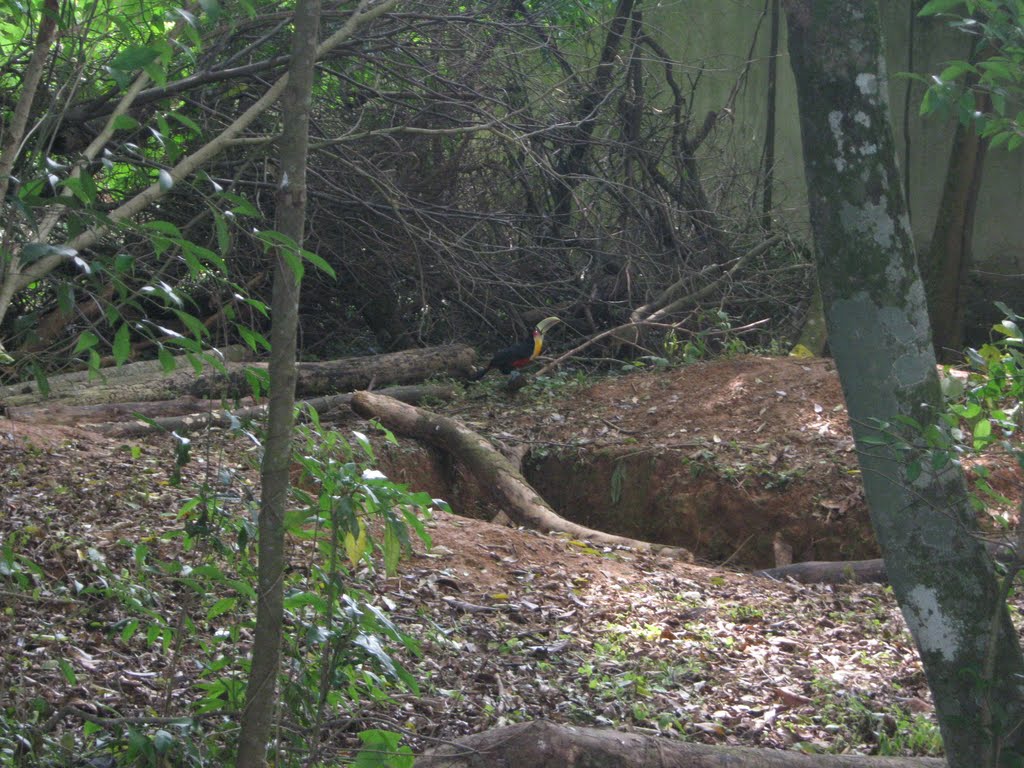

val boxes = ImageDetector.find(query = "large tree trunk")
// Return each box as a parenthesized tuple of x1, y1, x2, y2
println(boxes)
(236, 0, 319, 762)
(0, 344, 475, 408)
(784, 2, 1024, 766)
(415, 719, 946, 768)
(350, 391, 691, 559)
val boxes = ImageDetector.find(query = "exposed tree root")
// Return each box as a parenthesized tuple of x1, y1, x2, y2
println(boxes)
(350, 391, 692, 560)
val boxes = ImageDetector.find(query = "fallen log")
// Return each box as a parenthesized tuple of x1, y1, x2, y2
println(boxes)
(0, 344, 476, 409)
(350, 391, 692, 559)
(0, 347, 248, 408)
(191, 344, 476, 399)
(756, 537, 1017, 585)
(91, 384, 458, 437)
(414, 720, 946, 768)
(6, 397, 252, 426)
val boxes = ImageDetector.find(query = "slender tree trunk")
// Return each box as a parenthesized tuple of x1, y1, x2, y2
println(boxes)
(761, 0, 780, 231)
(784, 2, 1024, 766)
(235, 0, 320, 763)
(548, 0, 635, 231)
(922, 114, 987, 360)
(0, 0, 60, 333)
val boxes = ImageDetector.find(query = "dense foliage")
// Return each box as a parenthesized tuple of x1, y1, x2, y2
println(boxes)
(0, 0, 809, 377)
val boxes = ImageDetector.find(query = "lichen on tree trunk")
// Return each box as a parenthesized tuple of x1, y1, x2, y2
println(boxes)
(784, 1, 1024, 765)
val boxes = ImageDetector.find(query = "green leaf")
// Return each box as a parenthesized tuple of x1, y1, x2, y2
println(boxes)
(113, 114, 139, 131)
(168, 110, 202, 135)
(218, 191, 260, 216)
(57, 657, 77, 684)
(174, 310, 210, 340)
(990, 130, 1011, 150)
(980, 59, 1014, 82)
(143, 59, 168, 87)
(302, 248, 336, 278)
(31, 362, 50, 395)
(893, 414, 922, 431)
(918, 0, 966, 15)
(74, 331, 99, 353)
(61, 175, 97, 205)
(113, 323, 131, 365)
(353, 430, 375, 460)
(213, 210, 230, 255)
(994, 320, 1022, 340)
(354, 730, 414, 768)
(993, 301, 1019, 319)
(965, 346, 988, 369)
(284, 591, 328, 612)
(56, 282, 75, 315)
(109, 45, 161, 71)
(956, 402, 982, 419)
(143, 219, 183, 237)
(206, 597, 236, 620)
(991, 89, 1007, 116)
(939, 60, 975, 82)
(84, 720, 104, 737)
(237, 325, 269, 352)
(158, 346, 176, 372)
(120, 619, 140, 642)
(383, 525, 400, 576)
(281, 246, 305, 283)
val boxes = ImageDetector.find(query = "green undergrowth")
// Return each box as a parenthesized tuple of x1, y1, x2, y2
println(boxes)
(1, 407, 440, 767)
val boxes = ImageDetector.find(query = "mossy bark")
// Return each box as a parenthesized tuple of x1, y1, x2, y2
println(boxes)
(784, 1, 1024, 765)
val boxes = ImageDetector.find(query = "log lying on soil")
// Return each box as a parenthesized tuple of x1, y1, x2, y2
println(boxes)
(754, 558, 888, 584)
(0, 344, 476, 409)
(6, 397, 248, 426)
(757, 538, 1017, 585)
(0, 347, 248, 408)
(90, 384, 458, 437)
(350, 391, 692, 559)
(191, 344, 476, 399)
(415, 720, 946, 768)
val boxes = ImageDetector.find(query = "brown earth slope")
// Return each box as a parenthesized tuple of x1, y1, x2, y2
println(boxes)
(0, 354, 1019, 762)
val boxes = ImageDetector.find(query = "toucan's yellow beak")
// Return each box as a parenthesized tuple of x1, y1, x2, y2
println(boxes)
(535, 316, 560, 335)
(531, 317, 560, 360)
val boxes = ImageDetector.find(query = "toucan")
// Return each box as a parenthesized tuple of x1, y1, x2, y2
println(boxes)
(471, 316, 560, 380)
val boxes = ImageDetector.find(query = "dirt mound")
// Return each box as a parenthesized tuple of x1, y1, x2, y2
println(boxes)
(437, 356, 867, 568)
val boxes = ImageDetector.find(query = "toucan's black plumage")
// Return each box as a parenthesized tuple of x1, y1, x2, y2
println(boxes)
(472, 317, 559, 381)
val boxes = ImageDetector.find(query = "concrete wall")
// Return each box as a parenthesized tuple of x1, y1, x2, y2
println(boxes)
(648, 0, 1024, 337)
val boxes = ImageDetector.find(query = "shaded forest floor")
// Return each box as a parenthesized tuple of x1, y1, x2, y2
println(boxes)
(2, 355, 1021, 762)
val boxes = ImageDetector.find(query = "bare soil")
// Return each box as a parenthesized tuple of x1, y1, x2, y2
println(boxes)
(1, 354, 1020, 762)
